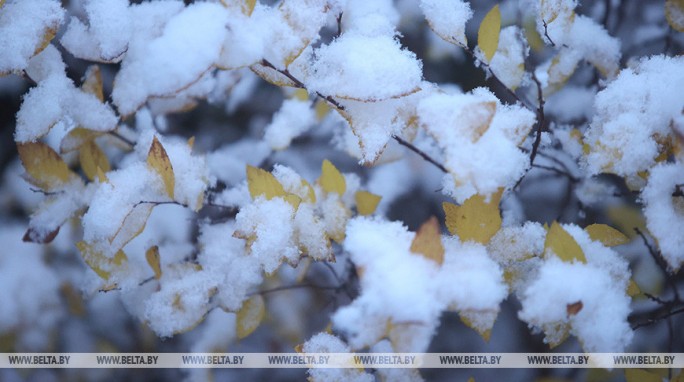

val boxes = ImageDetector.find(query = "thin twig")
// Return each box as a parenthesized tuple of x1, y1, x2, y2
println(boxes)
(108, 130, 135, 148)
(542, 19, 556, 47)
(631, 306, 684, 330)
(392, 135, 448, 173)
(529, 72, 546, 167)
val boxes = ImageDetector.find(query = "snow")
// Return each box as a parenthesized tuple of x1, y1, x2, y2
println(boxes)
(0, 0, 64, 74)
(417, 88, 535, 202)
(518, 257, 633, 352)
(489, 26, 528, 90)
(583, 55, 684, 179)
(334, 217, 505, 351)
(642, 163, 684, 270)
(307, 32, 423, 102)
(15, 46, 118, 143)
(264, 98, 316, 150)
(420, 0, 472, 46)
(303, 333, 374, 382)
(112, 2, 228, 115)
(0, 225, 63, 351)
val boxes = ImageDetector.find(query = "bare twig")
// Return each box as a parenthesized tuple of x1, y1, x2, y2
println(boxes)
(542, 19, 556, 47)
(631, 306, 684, 330)
(108, 130, 135, 148)
(529, 72, 546, 167)
(392, 135, 448, 173)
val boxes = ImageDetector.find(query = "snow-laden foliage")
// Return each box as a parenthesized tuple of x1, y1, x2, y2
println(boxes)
(2, 0, 684, 380)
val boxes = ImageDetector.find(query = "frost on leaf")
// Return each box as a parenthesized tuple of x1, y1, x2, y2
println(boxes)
(583, 56, 684, 183)
(307, 32, 423, 102)
(302, 333, 374, 382)
(420, 0, 472, 47)
(666, 0, 684, 32)
(0, 0, 64, 74)
(642, 163, 684, 270)
(418, 89, 535, 202)
(334, 218, 505, 351)
(519, 224, 633, 352)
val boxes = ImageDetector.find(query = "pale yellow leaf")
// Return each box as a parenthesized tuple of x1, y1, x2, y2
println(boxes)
(187, 136, 195, 150)
(293, 88, 309, 101)
(96, 166, 108, 183)
(301, 179, 316, 203)
(76, 242, 127, 281)
(17, 142, 73, 191)
(147, 136, 175, 199)
(79, 140, 110, 181)
(606, 205, 648, 239)
(243, 0, 256, 16)
(109, 203, 154, 251)
(315, 100, 330, 121)
(584, 223, 630, 246)
(544, 222, 587, 263)
(60, 127, 104, 153)
(443, 189, 503, 244)
(145, 245, 162, 280)
(319, 159, 346, 195)
(33, 27, 56, 57)
(246, 165, 287, 200)
(81, 65, 103, 101)
(283, 193, 302, 210)
(666, 0, 684, 32)
(625, 369, 662, 382)
(478, 4, 501, 62)
(236, 295, 265, 339)
(355, 190, 381, 216)
(627, 279, 641, 297)
(459, 310, 495, 342)
(410, 216, 444, 265)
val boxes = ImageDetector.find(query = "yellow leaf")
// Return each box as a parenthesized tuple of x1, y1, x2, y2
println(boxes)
(355, 190, 381, 216)
(584, 223, 630, 246)
(478, 4, 501, 62)
(60, 127, 104, 153)
(147, 136, 175, 199)
(606, 205, 648, 239)
(302, 179, 316, 203)
(96, 166, 108, 183)
(293, 88, 309, 101)
(145, 245, 162, 280)
(33, 27, 57, 57)
(17, 142, 73, 191)
(410, 216, 444, 265)
(544, 222, 586, 263)
(187, 136, 195, 150)
(627, 279, 641, 297)
(76, 242, 127, 281)
(79, 140, 110, 181)
(246, 165, 286, 200)
(443, 189, 503, 244)
(236, 295, 265, 339)
(81, 65, 103, 101)
(283, 193, 302, 211)
(109, 203, 154, 251)
(319, 159, 346, 195)
(243, 0, 256, 16)
(666, 0, 684, 32)
(625, 369, 662, 382)
(315, 100, 330, 121)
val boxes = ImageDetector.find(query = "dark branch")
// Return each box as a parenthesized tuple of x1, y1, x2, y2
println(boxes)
(529, 72, 546, 167)
(392, 135, 448, 173)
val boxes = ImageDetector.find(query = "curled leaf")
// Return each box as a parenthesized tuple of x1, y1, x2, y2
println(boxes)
(410, 216, 444, 265)
(566, 301, 583, 316)
(17, 142, 73, 191)
(236, 295, 265, 339)
(355, 190, 381, 216)
(146, 245, 162, 280)
(319, 159, 346, 195)
(147, 136, 175, 199)
(478, 4, 501, 62)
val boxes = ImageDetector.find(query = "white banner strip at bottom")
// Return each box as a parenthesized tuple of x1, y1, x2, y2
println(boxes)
(1, 353, 683, 369)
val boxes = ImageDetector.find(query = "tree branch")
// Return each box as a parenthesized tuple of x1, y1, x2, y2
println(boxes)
(392, 135, 448, 173)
